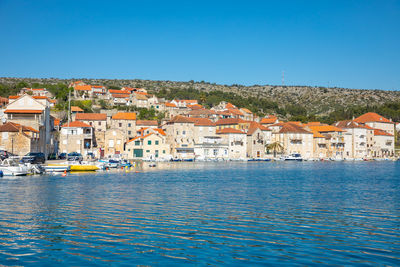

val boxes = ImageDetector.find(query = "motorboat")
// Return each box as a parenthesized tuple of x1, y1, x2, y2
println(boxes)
(281, 153, 303, 161)
(44, 164, 71, 173)
(0, 159, 29, 176)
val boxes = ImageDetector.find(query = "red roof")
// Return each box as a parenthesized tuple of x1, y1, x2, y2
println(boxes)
(189, 118, 215, 126)
(374, 129, 393, 136)
(109, 89, 128, 94)
(75, 85, 92, 91)
(5, 109, 43, 114)
(61, 121, 92, 128)
(112, 93, 130, 98)
(216, 128, 245, 134)
(247, 122, 271, 135)
(32, 96, 48, 99)
(154, 128, 166, 136)
(136, 120, 158, 126)
(215, 118, 245, 125)
(187, 104, 203, 110)
(227, 108, 244, 116)
(0, 122, 39, 133)
(169, 116, 194, 124)
(9, 95, 20, 99)
(225, 103, 236, 109)
(75, 113, 107, 121)
(278, 122, 311, 134)
(354, 112, 393, 124)
(112, 112, 136, 120)
(71, 106, 84, 112)
(260, 115, 278, 124)
(165, 102, 177, 107)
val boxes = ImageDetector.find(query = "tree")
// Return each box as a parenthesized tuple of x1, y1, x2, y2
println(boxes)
(267, 141, 284, 158)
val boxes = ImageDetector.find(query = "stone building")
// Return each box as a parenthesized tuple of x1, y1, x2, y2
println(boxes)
(0, 122, 40, 156)
(59, 121, 94, 157)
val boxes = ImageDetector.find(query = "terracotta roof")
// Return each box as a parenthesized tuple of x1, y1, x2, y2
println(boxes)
(136, 120, 158, 126)
(32, 96, 48, 99)
(127, 133, 153, 143)
(354, 112, 393, 124)
(215, 118, 245, 125)
(260, 115, 278, 124)
(189, 118, 216, 126)
(169, 115, 194, 124)
(61, 121, 92, 128)
(240, 108, 252, 114)
(92, 85, 104, 88)
(165, 102, 177, 107)
(0, 122, 39, 133)
(312, 130, 325, 138)
(31, 88, 45, 91)
(5, 109, 43, 114)
(187, 104, 203, 110)
(109, 89, 127, 94)
(247, 122, 271, 135)
(75, 113, 107, 121)
(154, 128, 166, 136)
(216, 110, 232, 116)
(374, 129, 393, 136)
(9, 95, 20, 99)
(225, 103, 236, 109)
(216, 128, 245, 134)
(112, 112, 136, 120)
(333, 120, 373, 130)
(187, 109, 215, 116)
(305, 122, 324, 127)
(227, 108, 244, 116)
(278, 122, 311, 134)
(53, 118, 60, 126)
(71, 106, 84, 112)
(308, 125, 344, 132)
(135, 91, 148, 95)
(112, 93, 130, 98)
(75, 85, 92, 91)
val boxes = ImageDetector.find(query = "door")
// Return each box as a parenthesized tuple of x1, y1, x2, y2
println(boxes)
(133, 149, 143, 158)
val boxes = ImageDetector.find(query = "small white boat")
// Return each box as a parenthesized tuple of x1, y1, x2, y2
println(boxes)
(281, 153, 303, 161)
(44, 165, 71, 173)
(0, 159, 29, 176)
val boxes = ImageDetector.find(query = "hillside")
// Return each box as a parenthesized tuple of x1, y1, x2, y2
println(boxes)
(1, 77, 400, 121)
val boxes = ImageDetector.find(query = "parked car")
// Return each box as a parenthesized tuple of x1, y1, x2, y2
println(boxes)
(67, 152, 83, 161)
(58, 153, 67, 160)
(87, 152, 96, 159)
(21, 152, 46, 164)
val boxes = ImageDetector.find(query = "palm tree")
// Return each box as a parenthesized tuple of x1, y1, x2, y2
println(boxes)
(267, 141, 284, 158)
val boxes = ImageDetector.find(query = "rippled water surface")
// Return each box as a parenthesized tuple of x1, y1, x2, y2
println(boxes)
(0, 162, 399, 265)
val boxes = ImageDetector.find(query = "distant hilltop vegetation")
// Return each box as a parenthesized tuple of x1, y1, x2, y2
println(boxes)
(1, 77, 400, 122)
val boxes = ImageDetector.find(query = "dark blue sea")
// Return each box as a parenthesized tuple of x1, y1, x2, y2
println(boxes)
(0, 162, 399, 266)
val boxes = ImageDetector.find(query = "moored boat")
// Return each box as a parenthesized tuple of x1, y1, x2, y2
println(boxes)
(0, 159, 29, 176)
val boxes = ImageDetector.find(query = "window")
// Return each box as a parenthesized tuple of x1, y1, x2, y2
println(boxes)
(176, 131, 179, 135)
(155, 140, 159, 145)
(117, 140, 121, 145)
(109, 140, 114, 147)
(148, 140, 151, 145)
(119, 123, 122, 127)
(128, 123, 131, 127)
(128, 131, 131, 135)
(98, 122, 101, 126)
(146, 150, 150, 153)
(135, 141, 140, 146)
(163, 150, 165, 154)
(182, 130, 186, 135)
(89, 122, 92, 126)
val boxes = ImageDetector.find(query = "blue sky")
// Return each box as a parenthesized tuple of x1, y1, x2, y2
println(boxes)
(0, 0, 399, 90)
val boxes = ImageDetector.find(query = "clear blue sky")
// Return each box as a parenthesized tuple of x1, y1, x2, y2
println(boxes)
(0, 0, 399, 90)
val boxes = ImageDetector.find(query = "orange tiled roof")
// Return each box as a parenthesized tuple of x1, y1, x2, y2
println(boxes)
(154, 128, 166, 135)
(279, 122, 311, 134)
(4, 109, 43, 114)
(127, 133, 154, 143)
(136, 120, 158, 126)
(92, 85, 104, 88)
(187, 104, 203, 110)
(75, 85, 92, 91)
(32, 96, 48, 99)
(312, 130, 325, 138)
(374, 129, 393, 136)
(0, 122, 39, 133)
(227, 108, 244, 116)
(225, 102, 236, 109)
(76, 113, 107, 121)
(260, 115, 278, 124)
(305, 121, 324, 127)
(354, 112, 393, 124)
(240, 108, 252, 114)
(189, 118, 215, 126)
(308, 125, 344, 132)
(215, 118, 245, 125)
(61, 121, 92, 128)
(112, 93, 130, 98)
(71, 106, 84, 112)
(176, 99, 197, 103)
(216, 127, 245, 134)
(165, 102, 177, 107)
(247, 121, 271, 135)
(8, 95, 20, 99)
(53, 118, 61, 127)
(109, 89, 127, 94)
(169, 115, 194, 123)
(112, 112, 136, 120)
(31, 88, 45, 91)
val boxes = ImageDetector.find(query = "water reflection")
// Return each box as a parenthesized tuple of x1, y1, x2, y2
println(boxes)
(0, 162, 399, 265)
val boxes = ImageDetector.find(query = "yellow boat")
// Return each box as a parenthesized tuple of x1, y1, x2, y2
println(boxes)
(70, 165, 99, 171)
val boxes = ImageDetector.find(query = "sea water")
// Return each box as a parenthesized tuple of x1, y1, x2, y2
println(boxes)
(0, 161, 399, 265)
